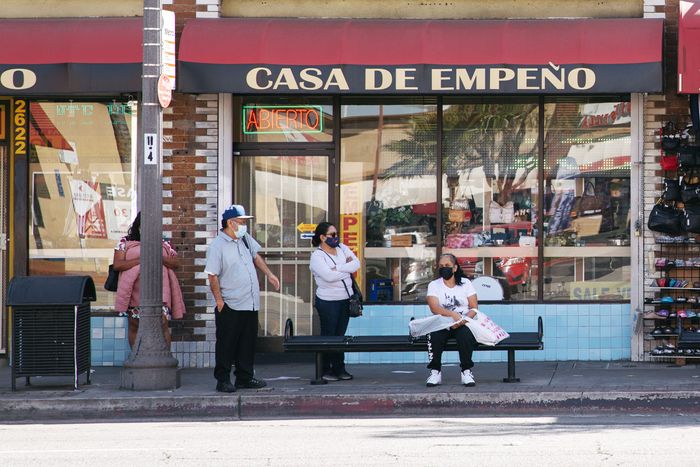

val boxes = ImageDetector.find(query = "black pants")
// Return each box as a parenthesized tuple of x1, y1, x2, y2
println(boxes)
(214, 305, 258, 384)
(427, 325, 478, 372)
(315, 296, 350, 375)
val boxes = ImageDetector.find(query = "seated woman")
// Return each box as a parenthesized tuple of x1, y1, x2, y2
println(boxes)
(425, 253, 479, 387)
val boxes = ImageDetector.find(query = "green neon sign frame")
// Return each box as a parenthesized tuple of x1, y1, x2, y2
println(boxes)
(242, 105, 324, 135)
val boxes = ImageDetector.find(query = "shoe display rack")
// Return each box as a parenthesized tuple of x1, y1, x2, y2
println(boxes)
(645, 238, 700, 360)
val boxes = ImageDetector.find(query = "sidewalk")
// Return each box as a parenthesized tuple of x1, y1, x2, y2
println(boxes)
(2, 357, 700, 421)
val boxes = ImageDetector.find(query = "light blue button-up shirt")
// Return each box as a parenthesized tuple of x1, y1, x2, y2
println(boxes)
(204, 230, 262, 311)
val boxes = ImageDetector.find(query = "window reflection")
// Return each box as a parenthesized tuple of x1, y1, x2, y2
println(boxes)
(28, 101, 137, 307)
(340, 99, 438, 302)
(543, 100, 631, 301)
(441, 100, 539, 301)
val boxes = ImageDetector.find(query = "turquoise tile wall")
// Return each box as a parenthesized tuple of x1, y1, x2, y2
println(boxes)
(345, 303, 631, 364)
(91, 304, 631, 366)
(91, 316, 129, 367)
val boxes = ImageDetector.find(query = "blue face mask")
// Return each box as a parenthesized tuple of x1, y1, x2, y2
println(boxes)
(235, 224, 247, 238)
(325, 236, 340, 248)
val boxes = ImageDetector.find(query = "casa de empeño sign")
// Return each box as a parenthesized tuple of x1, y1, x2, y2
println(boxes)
(179, 62, 661, 94)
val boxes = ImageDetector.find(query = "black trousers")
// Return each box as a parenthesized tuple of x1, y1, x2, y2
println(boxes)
(427, 325, 478, 372)
(315, 296, 350, 374)
(214, 305, 258, 384)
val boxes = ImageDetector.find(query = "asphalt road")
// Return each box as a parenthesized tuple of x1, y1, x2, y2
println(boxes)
(1, 415, 699, 466)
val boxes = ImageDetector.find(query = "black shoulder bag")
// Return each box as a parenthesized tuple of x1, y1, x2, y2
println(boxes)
(104, 264, 119, 292)
(322, 248, 363, 317)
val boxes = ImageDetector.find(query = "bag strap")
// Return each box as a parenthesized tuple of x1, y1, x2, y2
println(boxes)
(320, 248, 353, 299)
(239, 234, 255, 259)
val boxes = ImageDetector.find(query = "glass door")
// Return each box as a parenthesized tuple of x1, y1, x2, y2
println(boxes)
(234, 154, 330, 343)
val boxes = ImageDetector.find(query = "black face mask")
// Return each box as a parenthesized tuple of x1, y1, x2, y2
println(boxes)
(439, 267, 454, 280)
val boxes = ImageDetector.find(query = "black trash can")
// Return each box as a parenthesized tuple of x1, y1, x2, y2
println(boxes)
(8, 275, 96, 391)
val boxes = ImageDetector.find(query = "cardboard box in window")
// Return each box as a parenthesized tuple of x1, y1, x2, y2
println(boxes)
(390, 234, 413, 247)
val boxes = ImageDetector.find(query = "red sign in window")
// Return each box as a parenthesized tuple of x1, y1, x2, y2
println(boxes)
(243, 105, 323, 134)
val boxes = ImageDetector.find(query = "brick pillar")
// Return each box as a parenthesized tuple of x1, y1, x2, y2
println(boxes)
(161, 0, 221, 367)
(640, 0, 689, 360)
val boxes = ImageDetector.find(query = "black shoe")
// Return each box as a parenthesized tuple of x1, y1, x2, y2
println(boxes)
(216, 381, 236, 393)
(336, 371, 354, 381)
(321, 372, 340, 382)
(235, 377, 267, 389)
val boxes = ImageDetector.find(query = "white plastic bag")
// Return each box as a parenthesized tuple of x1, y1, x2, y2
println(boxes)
(409, 314, 462, 337)
(463, 309, 510, 346)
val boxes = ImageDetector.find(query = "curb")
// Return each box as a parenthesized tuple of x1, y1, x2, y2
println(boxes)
(0, 395, 240, 422)
(3, 391, 700, 421)
(240, 391, 700, 418)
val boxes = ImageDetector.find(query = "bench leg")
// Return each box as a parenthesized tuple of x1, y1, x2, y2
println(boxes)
(503, 349, 520, 383)
(310, 352, 328, 385)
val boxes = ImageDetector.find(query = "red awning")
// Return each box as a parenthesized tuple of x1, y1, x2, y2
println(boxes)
(0, 18, 142, 95)
(179, 17, 663, 94)
(679, 1, 700, 93)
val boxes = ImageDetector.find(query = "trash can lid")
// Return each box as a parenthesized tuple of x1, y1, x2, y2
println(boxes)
(7, 275, 96, 306)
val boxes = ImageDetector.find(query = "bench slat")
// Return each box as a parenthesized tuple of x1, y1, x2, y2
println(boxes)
(284, 332, 542, 352)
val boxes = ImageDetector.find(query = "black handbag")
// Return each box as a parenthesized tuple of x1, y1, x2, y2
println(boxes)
(686, 205, 700, 233)
(104, 264, 119, 292)
(648, 202, 683, 234)
(342, 278, 363, 318)
(678, 149, 700, 169)
(662, 122, 682, 152)
(681, 179, 700, 204)
(663, 178, 681, 202)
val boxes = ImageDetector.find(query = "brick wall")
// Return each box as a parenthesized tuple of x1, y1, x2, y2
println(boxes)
(641, 0, 692, 360)
(162, 0, 221, 366)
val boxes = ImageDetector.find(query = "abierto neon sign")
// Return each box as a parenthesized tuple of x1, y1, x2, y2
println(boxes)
(243, 105, 323, 134)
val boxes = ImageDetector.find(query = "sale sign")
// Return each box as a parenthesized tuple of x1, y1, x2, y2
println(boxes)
(100, 183, 133, 240)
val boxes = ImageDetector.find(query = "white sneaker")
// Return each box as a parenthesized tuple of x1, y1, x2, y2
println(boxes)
(426, 370, 442, 387)
(461, 369, 476, 387)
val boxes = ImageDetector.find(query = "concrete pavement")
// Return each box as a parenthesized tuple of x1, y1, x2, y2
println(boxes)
(1, 356, 700, 421)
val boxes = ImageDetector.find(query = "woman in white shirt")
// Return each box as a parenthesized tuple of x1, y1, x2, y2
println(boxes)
(425, 253, 479, 387)
(309, 222, 361, 382)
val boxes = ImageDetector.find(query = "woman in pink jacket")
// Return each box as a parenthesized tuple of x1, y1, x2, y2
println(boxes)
(112, 212, 184, 348)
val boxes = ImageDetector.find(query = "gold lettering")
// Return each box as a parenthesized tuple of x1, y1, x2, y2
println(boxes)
(431, 69, 454, 91)
(517, 68, 538, 90)
(365, 68, 392, 90)
(456, 69, 485, 90)
(396, 68, 418, 91)
(245, 67, 273, 90)
(489, 68, 515, 90)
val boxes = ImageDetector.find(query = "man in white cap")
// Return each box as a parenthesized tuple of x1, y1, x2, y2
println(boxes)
(205, 204, 280, 393)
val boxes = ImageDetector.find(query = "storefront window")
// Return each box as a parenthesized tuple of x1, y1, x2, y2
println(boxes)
(233, 96, 334, 143)
(28, 101, 137, 307)
(543, 99, 631, 300)
(340, 98, 438, 302)
(442, 99, 539, 301)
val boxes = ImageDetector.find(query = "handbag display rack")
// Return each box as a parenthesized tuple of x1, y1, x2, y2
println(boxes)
(645, 122, 700, 362)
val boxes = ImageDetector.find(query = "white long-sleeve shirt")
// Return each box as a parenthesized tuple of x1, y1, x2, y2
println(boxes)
(309, 244, 361, 301)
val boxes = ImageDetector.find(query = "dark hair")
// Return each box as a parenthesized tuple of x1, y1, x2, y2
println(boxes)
(311, 222, 334, 247)
(221, 218, 229, 230)
(126, 212, 141, 242)
(439, 253, 464, 285)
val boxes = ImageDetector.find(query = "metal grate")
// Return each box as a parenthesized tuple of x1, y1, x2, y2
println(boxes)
(13, 304, 90, 377)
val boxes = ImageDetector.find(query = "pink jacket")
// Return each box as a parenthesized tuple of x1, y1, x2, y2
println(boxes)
(115, 241, 185, 319)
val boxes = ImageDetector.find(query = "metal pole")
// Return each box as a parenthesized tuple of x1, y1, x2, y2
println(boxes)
(121, 0, 179, 390)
